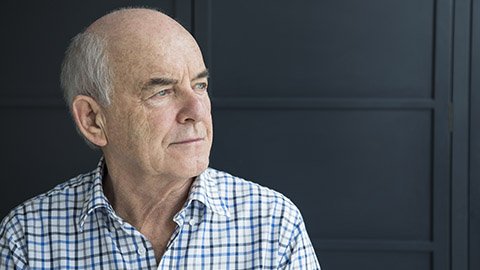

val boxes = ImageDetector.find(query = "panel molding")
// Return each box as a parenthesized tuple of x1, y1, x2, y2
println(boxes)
(0, 98, 65, 108)
(451, 0, 472, 268)
(173, 0, 192, 32)
(432, 0, 454, 269)
(193, 0, 213, 95)
(468, 0, 480, 269)
(312, 239, 434, 252)
(212, 97, 435, 109)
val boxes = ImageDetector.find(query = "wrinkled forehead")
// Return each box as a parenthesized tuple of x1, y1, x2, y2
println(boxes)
(111, 27, 203, 67)
(108, 32, 206, 93)
(88, 9, 206, 84)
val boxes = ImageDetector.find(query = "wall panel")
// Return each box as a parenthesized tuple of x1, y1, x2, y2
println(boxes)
(209, 0, 434, 98)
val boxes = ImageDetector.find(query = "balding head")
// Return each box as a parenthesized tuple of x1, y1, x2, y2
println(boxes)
(86, 8, 187, 40)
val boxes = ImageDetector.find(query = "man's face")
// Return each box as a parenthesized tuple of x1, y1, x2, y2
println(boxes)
(102, 27, 213, 181)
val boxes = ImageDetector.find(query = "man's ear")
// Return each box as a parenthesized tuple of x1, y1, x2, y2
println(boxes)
(71, 95, 108, 147)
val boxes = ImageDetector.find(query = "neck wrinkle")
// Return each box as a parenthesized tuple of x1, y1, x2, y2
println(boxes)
(103, 165, 195, 230)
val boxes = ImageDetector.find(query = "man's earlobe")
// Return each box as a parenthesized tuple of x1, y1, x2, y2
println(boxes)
(71, 95, 108, 147)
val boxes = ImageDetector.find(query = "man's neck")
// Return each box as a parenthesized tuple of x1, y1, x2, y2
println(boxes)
(102, 161, 194, 231)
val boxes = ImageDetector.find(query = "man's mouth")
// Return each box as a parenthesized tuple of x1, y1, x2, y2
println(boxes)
(171, 137, 204, 145)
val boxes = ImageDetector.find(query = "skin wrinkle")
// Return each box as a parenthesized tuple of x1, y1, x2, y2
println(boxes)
(137, 177, 193, 231)
(78, 8, 213, 262)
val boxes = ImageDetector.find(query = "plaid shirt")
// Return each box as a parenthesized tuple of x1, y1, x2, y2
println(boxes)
(0, 159, 320, 269)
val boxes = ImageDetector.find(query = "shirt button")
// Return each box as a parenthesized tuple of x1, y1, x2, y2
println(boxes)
(189, 218, 198, 226)
(137, 245, 146, 256)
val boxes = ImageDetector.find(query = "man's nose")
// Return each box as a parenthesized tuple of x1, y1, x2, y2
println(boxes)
(176, 86, 210, 123)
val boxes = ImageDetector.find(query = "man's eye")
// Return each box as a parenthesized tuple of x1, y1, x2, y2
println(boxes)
(194, 82, 208, 91)
(153, 89, 170, 97)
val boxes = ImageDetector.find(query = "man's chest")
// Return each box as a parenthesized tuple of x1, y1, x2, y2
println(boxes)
(24, 231, 275, 270)
(25, 216, 282, 270)
(156, 216, 283, 269)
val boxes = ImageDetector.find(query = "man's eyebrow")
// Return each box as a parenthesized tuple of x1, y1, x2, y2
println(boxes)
(193, 69, 209, 80)
(141, 70, 209, 91)
(141, 77, 178, 91)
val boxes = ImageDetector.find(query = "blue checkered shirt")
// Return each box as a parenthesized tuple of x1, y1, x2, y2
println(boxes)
(0, 159, 320, 269)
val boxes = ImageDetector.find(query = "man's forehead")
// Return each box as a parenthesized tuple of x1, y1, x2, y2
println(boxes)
(119, 46, 206, 78)
(88, 9, 205, 86)
(111, 44, 206, 96)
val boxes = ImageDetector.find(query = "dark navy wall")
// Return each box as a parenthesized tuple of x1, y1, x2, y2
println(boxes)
(0, 1, 477, 269)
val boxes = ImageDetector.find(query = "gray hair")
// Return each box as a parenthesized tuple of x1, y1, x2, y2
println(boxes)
(60, 31, 112, 110)
(60, 32, 113, 148)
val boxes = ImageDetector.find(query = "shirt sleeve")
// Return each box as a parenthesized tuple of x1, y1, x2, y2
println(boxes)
(278, 211, 321, 270)
(0, 214, 29, 270)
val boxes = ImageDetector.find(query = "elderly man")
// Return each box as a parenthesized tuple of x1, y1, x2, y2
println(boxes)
(0, 8, 320, 269)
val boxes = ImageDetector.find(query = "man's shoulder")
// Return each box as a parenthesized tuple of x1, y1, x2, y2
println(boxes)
(206, 168, 301, 218)
(1, 170, 97, 228)
(206, 168, 286, 198)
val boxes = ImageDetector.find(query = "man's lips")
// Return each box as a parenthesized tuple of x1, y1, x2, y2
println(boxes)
(170, 137, 204, 145)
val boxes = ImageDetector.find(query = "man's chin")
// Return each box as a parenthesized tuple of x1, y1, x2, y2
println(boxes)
(192, 159, 210, 175)
(173, 158, 210, 179)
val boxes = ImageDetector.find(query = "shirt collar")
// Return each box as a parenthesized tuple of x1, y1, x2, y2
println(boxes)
(78, 157, 113, 230)
(187, 168, 231, 218)
(78, 159, 230, 230)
